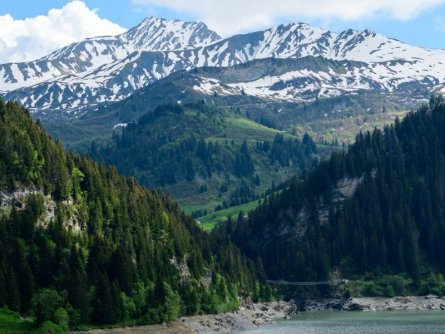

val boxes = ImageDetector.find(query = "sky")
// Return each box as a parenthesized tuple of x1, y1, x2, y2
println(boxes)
(1, 0, 445, 63)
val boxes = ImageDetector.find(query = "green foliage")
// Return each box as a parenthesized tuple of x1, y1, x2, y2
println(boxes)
(346, 275, 411, 297)
(201, 274, 240, 314)
(219, 97, 445, 292)
(0, 99, 269, 329)
(0, 307, 34, 333)
(418, 273, 445, 296)
(53, 309, 69, 332)
(198, 200, 260, 231)
(121, 293, 136, 320)
(346, 272, 445, 297)
(89, 102, 318, 215)
(0, 308, 63, 334)
(159, 282, 181, 322)
(33, 321, 65, 334)
(31, 289, 65, 326)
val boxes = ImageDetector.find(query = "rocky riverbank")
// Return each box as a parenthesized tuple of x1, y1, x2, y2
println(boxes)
(305, 295, 445, 312)
(70, 301, 297, 334)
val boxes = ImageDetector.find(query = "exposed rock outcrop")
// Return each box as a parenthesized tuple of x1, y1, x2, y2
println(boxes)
(305, 295, 445, 312)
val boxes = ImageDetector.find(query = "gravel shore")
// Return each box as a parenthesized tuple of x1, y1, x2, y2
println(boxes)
(305, 295, 445, 311)
(178, 301, 297, 333)
(70, 301, 297, 334)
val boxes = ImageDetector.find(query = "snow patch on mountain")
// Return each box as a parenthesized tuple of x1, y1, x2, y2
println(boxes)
(0, 17, 220, 92)
(192, 77, 240, 96)
(1, 18, 445, 115)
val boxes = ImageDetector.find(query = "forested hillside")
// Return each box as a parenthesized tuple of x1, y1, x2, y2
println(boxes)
(90, 101, 319, 216)
(0, 99, 270, 330)
(218, 95, 445, 295)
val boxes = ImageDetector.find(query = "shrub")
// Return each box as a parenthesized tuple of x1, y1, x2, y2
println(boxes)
(53, 308, 69, 332)
(31, 289, 67, 326)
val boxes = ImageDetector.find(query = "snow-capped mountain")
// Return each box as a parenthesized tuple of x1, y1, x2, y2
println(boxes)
(1, 18, 445, 115)
(0, 17, 220, 92)
(188, 57, 439, 102)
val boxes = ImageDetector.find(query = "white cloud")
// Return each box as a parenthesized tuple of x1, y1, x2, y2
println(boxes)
(0, 0, 126, 64)
(133, 0, 445, 36)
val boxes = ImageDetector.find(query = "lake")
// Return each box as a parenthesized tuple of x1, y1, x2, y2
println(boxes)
(241, 311, 445, 334)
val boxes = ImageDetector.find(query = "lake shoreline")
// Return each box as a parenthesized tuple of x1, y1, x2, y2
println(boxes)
(177, 300, 297, 333)
(305, 295, 445, 312)
(71, 296, 445, 333)
(70, 301, 297, 334)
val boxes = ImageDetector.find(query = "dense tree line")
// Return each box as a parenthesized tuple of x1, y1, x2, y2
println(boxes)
(0, 100, 271, 329)
(89, 103, 317, 211)
(257, 133, 317, 168)
(90, 104, 259, 186)
(217, 96, 445, 290)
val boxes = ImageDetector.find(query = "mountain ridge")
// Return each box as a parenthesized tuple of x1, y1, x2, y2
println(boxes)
(1, 17, 445, 115)
(0, 17, 220, 91)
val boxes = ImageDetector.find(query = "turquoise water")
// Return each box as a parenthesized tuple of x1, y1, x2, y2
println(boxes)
(241, 311, 445, 334)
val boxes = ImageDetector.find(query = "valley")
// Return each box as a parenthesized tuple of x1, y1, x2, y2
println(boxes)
(1, 5, 445, 334)
(87, 101, 321, 217)
(1, 17, 429, 221)
(37, 64, 413, 220)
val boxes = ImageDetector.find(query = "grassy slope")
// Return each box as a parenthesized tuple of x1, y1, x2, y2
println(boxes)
(292, 109, 408, 144)
(0, 308, 63, 334)
(196, 200, 260, 231)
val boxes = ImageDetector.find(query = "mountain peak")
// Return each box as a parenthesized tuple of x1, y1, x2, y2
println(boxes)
(121, 16, 221, 52)
(2, 17, 445, 115)
(360, 28, 377, 37)
(273, 21, 326, 33)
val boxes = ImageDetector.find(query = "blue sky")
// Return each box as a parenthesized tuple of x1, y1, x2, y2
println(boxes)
(0, 0, 149, 28)
(1, 0, 445, 63)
